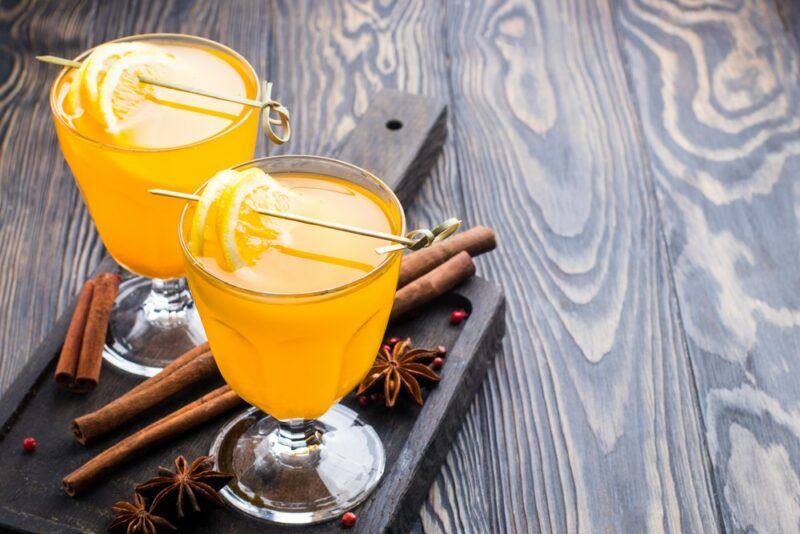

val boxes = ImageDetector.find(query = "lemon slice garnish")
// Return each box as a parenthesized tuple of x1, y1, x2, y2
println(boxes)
(83, 43, 154, 103)
(65, 59, 89, 115)
(189, 169, 238, 256)
(214, 168, 293, 271)
(98, 51, 171, 132)
(66, 42, 172, 131)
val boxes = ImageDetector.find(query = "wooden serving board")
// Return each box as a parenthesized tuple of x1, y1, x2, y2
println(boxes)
(0, 90, 505, 533)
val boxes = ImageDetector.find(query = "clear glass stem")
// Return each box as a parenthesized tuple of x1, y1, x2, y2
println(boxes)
(277, 419, 320, 449)
(272, 418, 322, 468)
(142, 277, 193, 325)
(103, 275, 206, 376)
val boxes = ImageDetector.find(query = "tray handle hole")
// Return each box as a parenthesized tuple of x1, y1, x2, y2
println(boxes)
(386, 119, 403, 131)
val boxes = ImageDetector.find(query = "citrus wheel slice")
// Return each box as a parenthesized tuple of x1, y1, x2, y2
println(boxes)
(189, 169, 238, 256)
(65, 59, 90, 115)
(82, 42, 155, 104)
(214, 168, 293, 271)
(97, 50, 172, 132)
(66, 42, 171, 130)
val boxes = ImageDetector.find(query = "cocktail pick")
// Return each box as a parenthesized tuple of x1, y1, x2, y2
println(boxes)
(36, 55, 290, 144)
(149, 188, 461, 254)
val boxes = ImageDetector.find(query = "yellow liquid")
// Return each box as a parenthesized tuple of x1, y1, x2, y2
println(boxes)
(51, 39, 259, 278)
(184, 173, 403, 419)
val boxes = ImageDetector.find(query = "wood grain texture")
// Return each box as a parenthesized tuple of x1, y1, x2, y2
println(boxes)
(417, 0, 720, 531)
(336, 89, 447, 205)
(266, 0, 464, 227)
(617, 0, 800, 531)
(5, 0, 797, 531)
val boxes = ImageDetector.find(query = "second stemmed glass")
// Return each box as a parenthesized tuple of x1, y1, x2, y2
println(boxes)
(180, 156, 405, 524)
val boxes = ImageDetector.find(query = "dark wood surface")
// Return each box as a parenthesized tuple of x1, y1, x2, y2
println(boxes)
(617, 2, 800, 532)
(0, 266, 504, 533)
(2, 1, 799, 532)
(0, 84, 504, 533)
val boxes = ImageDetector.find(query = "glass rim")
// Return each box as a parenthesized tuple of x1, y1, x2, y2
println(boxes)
(178, 154, 407, 299)
(48, 32, 260, 154)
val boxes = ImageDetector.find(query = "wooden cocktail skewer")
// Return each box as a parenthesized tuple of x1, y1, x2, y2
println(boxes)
(149, 188, 461, 254)
(36, 55, 290, 144)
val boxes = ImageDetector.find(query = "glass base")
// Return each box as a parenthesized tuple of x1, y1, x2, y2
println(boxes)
(211, 404, 385, 525)
(103, 275, 206, 377)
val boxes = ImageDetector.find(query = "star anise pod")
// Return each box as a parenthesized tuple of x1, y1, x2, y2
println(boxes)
(135, 455, 234, 518)
(108, 492, 175, 534)
(357, 338, 440, 407)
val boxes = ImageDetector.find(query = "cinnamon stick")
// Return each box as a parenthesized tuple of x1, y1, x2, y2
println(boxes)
(73, 273, 120, 393)
(398, 226, 495, 288)
(54, 280, 95, 389)
(391, 251, 475, 320)
(73, 349, 218, 445)
(125, 341, 210, 398)
(62, 386, 242, 496)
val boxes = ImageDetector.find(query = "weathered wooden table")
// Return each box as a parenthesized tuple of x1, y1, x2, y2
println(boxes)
(2, 1, 799, 532)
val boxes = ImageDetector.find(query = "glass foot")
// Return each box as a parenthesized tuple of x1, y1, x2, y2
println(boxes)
(103, 275, 206, 377)
(211, 404, 385, 525)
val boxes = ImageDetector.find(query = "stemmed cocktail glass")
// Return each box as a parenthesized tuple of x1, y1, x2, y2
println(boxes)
(49, 34, 262, 376)
(179, 156, 404, 524)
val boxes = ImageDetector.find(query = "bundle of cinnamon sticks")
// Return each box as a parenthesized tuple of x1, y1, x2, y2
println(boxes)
(54, 273, 120, 393)
(62, 225, 496, 495)
(391, 225, 495, 319)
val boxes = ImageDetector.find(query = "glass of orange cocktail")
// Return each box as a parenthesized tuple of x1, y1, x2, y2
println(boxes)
(49, 34, 260, 375)
(179, 156, 404, 524)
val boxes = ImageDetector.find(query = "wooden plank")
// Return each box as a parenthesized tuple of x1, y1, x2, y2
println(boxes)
(616, 0, 800, 531)
(421, 0, 721, 531)
(356, 279, 505, 533)
(0, 277, 504, 533)
(336, 89, 447, 205)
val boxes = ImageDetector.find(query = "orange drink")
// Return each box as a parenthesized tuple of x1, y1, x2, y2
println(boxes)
(184, 164, 402, 419)
(180, 156, 404, 523)
(47, 34, 261, 376)
(51, 35, 259, 278)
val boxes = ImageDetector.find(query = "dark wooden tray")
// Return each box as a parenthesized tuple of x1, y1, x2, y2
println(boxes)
(0, 90, 505, 533)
